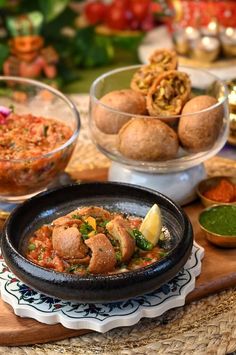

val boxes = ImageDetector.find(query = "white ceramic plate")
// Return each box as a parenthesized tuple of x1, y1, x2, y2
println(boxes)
(0, 242, 204, 333)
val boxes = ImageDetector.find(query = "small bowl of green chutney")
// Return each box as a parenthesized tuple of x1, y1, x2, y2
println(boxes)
(199, 204, 236, 248)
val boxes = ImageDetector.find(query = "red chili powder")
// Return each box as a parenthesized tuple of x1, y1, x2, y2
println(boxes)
(203, 178, 236, 203)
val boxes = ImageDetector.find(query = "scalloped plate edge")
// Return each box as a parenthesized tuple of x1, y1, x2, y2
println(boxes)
(0, 242, 204, 333)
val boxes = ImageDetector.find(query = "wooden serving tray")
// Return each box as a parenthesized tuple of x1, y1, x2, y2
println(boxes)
(0, 170, 236, 346)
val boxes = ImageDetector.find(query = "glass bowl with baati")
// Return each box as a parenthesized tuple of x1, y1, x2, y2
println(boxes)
(89, 49, 229, 205)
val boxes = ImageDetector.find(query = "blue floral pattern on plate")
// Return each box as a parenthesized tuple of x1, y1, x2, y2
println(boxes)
(0, 242, 204, 333)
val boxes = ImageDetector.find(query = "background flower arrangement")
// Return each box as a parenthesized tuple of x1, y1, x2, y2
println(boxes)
(0, 0, 170, 88)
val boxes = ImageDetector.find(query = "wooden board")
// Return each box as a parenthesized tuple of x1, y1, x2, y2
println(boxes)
(1, 169, 236, 346)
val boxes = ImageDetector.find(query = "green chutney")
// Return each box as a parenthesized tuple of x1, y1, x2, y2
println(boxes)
(199, 205, 236, 236)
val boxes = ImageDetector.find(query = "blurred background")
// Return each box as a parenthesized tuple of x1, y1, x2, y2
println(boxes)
(1, 1, 236, 90)
(0, 0, 170, 92)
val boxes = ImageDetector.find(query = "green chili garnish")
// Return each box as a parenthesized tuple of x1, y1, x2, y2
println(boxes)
(130, 229, 153, 251)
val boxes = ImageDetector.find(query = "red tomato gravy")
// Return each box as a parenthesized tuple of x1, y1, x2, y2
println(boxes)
(0, 112, 74, 196)
(0, 113, 72, 160)
(26, 206, 171, 275)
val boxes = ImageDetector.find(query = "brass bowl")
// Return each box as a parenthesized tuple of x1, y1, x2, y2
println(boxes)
(196, 176, 236, 207)
(199, 204, 236, 248)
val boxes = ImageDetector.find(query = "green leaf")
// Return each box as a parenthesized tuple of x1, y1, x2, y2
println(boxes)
(38, 0, 70, 22)
(0, 44, 9, 72)
(73, 27, 114, 68)
(0, 0, 6, 7)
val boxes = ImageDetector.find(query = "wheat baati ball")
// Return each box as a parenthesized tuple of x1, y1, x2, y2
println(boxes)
(178, 95, 224, 152)
(118, 117, 179, 161)
(93, 89, 146, 135)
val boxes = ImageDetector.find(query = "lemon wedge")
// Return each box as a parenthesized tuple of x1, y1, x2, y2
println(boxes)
(139, 204, 163, 246)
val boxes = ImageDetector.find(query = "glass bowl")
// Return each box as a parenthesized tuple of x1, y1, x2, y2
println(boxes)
(0, 76, 80, 203)
(89, 65, 229, 174)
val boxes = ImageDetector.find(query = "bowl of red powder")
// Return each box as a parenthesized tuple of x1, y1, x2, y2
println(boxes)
(196, 176, 236, 207)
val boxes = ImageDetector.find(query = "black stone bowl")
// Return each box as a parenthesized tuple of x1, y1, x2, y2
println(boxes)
(1, 182, 193, 303)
